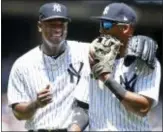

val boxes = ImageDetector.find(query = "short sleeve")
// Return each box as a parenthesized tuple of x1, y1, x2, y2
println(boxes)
(135, 60, 161, 108)
(7, 62, 31, 107)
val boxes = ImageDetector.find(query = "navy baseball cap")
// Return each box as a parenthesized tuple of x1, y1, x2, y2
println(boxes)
(91, 3, 137, 24)
(39, 2, 71, 22)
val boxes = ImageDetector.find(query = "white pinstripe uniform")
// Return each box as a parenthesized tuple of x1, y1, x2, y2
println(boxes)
(7, 40, 90, 130)
(88, 58, 161, 131)
(75, 56, 161, 131)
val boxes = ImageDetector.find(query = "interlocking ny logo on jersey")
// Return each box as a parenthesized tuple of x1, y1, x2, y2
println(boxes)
(53, 4, 61, 12)
(67, 62, 84, 85)
(120, 73, 137, 92)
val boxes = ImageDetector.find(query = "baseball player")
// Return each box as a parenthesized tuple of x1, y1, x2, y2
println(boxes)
(7, 2, 90, 131)
(73, 3, 161, 131)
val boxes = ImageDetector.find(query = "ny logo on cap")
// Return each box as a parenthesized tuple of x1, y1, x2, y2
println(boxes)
(123, 16, 128, 21)
(53, 4, 61, 12)
(103, 6, 109, 15)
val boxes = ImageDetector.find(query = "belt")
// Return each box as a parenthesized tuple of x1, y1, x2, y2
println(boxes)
(28, 129, 67, 132)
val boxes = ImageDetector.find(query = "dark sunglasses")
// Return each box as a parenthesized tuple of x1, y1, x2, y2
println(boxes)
(100, 21, 117, 30)
(100, 21, 129, 30)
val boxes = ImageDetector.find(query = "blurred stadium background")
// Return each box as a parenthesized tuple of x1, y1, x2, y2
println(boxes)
(2, 0, 162, 131)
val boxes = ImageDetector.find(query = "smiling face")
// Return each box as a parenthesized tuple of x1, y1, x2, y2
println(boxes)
(38, 19, 68, 47)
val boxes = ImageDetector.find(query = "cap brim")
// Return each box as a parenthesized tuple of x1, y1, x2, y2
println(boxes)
(41, 16, 71, 22)
(91, 16, 125, 23)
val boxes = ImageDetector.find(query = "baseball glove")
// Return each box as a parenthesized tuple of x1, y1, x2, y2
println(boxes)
(89, 35, 123, 79)
(126, 35, 158, 69)
(125, 35, 158, 76)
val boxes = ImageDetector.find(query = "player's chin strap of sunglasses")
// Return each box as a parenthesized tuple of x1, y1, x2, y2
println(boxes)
(100, 20, 130, 30)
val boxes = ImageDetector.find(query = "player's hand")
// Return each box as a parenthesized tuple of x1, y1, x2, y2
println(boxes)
(89, 35, 123, 79)
(68, 124, 82, 132)
(35, 84, 53, 108)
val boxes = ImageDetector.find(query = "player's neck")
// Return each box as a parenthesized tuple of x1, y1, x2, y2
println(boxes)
(41, 41, 66, 56)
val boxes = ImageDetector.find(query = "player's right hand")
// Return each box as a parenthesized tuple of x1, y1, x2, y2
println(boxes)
(35, 84, 53, 108)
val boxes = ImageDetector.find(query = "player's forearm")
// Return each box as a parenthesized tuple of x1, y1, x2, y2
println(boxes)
(12, 101, 39, 120)
(121, 92, 152, 117)
(101, 74, 151, 117)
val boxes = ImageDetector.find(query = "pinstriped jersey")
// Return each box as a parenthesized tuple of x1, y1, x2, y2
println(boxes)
(89, 58, 161, 131)
(7, 40, 90, 130)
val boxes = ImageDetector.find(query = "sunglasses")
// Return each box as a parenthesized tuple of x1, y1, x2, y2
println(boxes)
(100, 21, 129, 30)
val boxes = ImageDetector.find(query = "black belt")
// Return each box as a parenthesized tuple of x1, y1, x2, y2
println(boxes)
(28, 129, 67, 132)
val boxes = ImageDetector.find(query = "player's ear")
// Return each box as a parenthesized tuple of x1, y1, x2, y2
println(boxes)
(38, 21, 42, 32)
(122, 25, 130, 34)
(123, 25, 134, 36)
